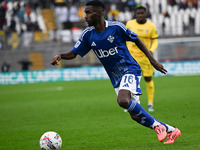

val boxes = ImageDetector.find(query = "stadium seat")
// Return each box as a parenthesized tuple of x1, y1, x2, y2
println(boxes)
(195, 13, 200, 34)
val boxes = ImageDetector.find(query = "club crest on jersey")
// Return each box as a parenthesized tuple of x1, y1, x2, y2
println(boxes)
(107, 35, 114, 43)
(145, 30, 148, 33)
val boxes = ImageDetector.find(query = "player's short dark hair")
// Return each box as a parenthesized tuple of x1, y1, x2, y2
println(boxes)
(86, 0, 105, 11)
(136, 6, 146, 12)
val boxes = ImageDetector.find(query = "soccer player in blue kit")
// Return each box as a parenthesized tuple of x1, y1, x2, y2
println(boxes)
(51, 0, 181, 144)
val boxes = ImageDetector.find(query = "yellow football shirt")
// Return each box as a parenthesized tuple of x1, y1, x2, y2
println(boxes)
(126, 19, 158, 58)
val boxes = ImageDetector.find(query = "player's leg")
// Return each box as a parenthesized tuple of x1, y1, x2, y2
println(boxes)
(115, 74, 175, 131)
(115, 74, 142, 108)
(136, 58, 155, 111)
(126, 98, 180, 142)
(118, 89, 167, 142)
(144, 76, 155, 111)
(116, 74, 164, 137)
(116, 74, 156, 127)
(116, 74, 180, 142)
(140, 59, 155, 111)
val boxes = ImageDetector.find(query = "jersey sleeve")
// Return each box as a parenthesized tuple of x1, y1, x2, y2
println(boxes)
(149, 23, 158, 52)
(151, 24, 159, 39)
(72, 29, 91, 57)
(118, 22, 138, 42)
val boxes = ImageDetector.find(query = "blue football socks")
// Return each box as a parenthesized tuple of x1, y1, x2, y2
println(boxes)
(127, 100, 169, 130)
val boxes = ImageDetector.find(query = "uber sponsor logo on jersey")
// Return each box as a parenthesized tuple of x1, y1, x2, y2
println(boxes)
(93, 47, 118, 58)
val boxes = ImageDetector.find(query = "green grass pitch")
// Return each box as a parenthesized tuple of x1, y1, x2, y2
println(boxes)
(0, 75, 200, 150)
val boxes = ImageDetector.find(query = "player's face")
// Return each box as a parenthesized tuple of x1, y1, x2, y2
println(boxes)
(136, 9, 146, 23)
(84, 6, 99, 26)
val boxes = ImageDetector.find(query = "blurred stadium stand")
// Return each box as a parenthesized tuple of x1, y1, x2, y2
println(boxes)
(0, 0, 200, 71)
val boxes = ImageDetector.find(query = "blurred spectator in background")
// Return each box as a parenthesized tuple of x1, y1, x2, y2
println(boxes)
(12, 1, 20, 16)
(189, 15, 195, 36)
(8, 16, 16, 32)
(178, 0, 186, 10)
(0, 2, 7, 30)
(17, 3, 25, 23)
(193, 0, 198, 9)
(77, 3, 85, 20)
(1, 62, 10, 72)
(108, 4, 119, 21)
(68, 2, 80, 25)
(163, 11, 170, 18)
(55, 4, 68, 29)
(18, 59, 32, 71)
(145, 2, 152, 19)
(126, 0, 137, 11)
(162, 21, 166, 35)
(183, 0, 189, 8)
(168, 0, 177, 6)
(39, 0, 47, 9)
(30, 0, 39, 10)
(25, 4, 31, 21)
(159, 2, 162, 13)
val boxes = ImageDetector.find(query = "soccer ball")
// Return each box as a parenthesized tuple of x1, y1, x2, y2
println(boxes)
(39, 131, 62, 150)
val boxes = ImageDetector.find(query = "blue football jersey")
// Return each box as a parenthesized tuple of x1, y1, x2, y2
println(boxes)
(72, 20, 141, 88)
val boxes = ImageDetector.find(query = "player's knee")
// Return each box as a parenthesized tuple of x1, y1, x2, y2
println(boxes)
(117, 90, 130, 108)
(117, 92, 130, 109)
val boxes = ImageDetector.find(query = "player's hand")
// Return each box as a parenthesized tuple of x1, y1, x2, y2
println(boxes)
(51, 54, 61, 66)
(152, 61, 167, 74)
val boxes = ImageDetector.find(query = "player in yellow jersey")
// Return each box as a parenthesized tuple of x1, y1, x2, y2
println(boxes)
(126, 6, 158, 112)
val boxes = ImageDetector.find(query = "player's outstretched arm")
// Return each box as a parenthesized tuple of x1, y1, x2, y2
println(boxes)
(51, 50, 77, 66)
(135, 37, 167, 74)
